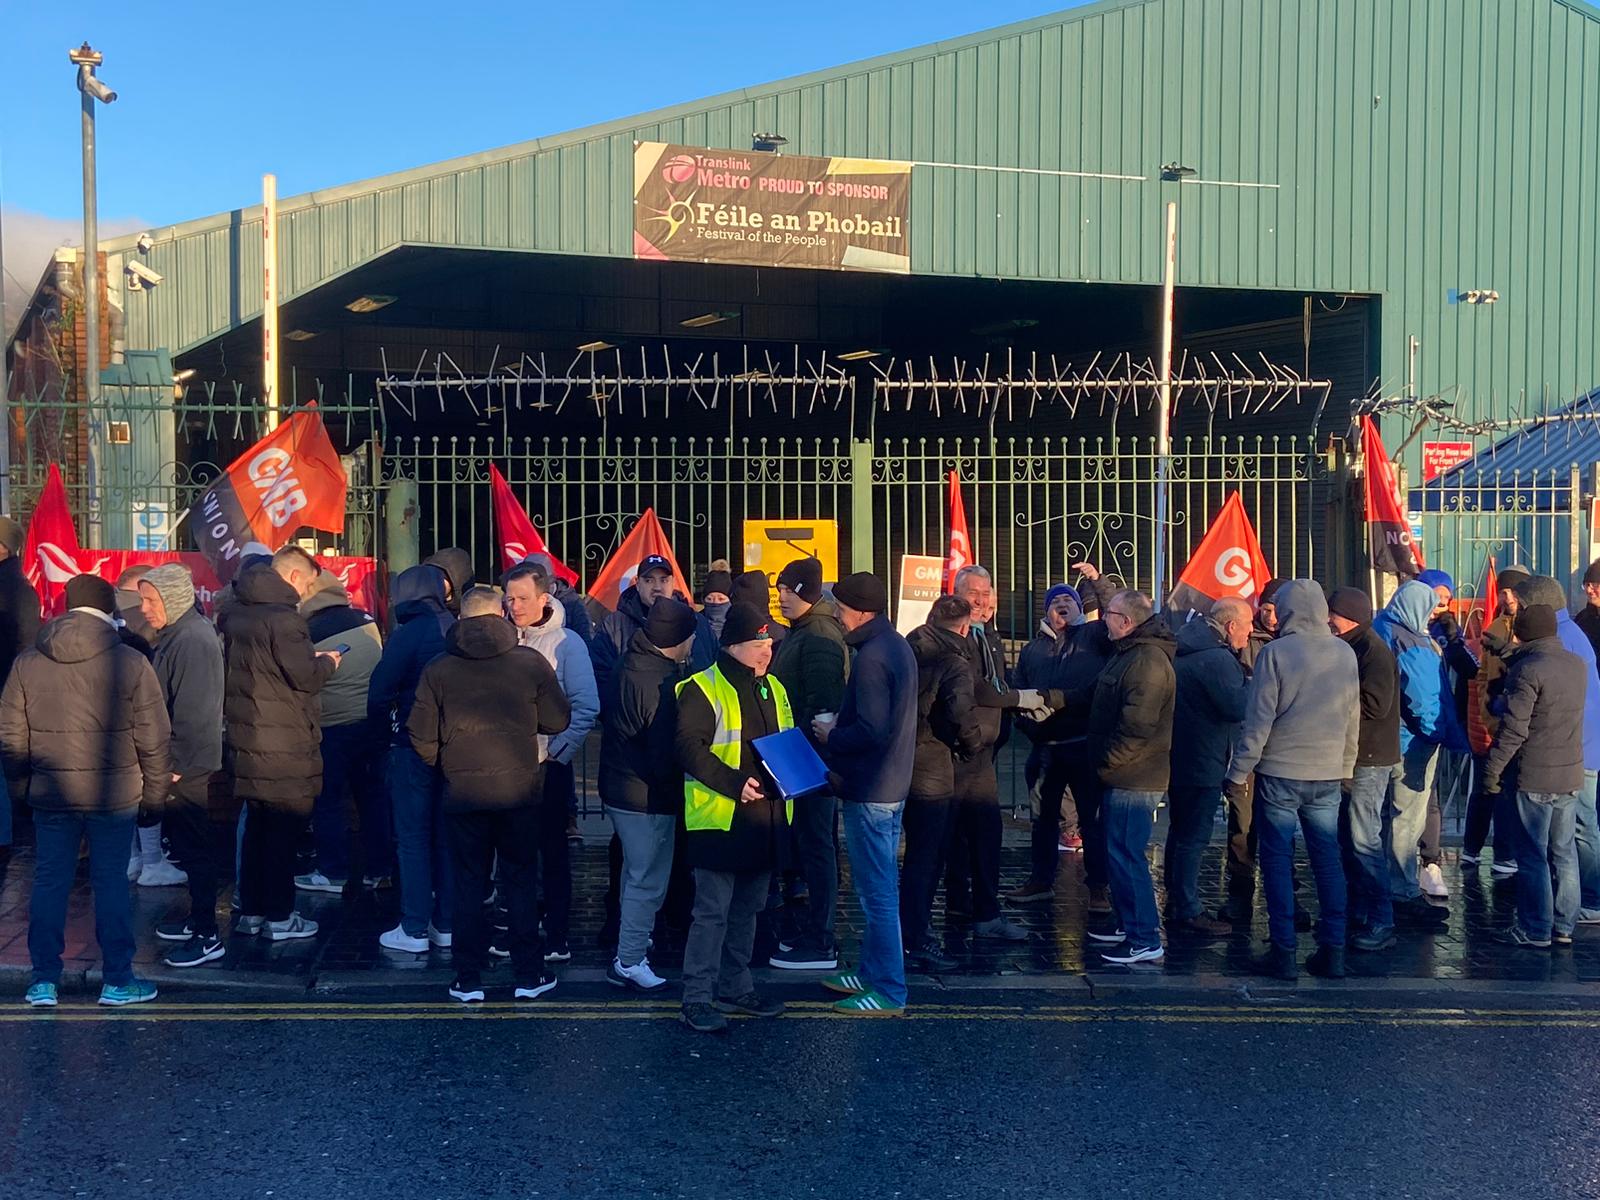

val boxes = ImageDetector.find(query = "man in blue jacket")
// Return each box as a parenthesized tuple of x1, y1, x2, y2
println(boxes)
(813, 572, 918, 1016)
(1372, 580, 1469, 923)
(1517, 575, 1600, 920)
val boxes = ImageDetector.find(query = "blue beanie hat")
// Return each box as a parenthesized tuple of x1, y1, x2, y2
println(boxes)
(1416, 569, 1454, 594)
(1043, 584, 1081, 613)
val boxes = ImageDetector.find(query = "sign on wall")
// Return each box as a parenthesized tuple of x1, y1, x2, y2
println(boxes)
(1422, 441, 1475, 481)
(742, 518, 839, 623)
(633, 142, 911, 274)
(895, 555, 946, 634)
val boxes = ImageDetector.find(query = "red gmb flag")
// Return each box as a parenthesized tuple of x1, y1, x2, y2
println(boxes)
(489, 464, 578, 584)
(944, 469, 973, 593)
(1167, 491, 1274, 615)
(192, 410, 347, 580)
(1361, 414, 1425, 578)
(587, 508, 691, 613)
(23, 464, 111, 619)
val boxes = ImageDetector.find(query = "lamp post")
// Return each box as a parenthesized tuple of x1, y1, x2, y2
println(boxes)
(1150, 164, 1193, 611)
(69, 42, 115, 546)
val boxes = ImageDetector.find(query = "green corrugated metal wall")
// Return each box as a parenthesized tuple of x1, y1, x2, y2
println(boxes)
(112, 0, 1600, 432)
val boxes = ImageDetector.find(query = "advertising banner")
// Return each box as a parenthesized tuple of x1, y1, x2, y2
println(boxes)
(633, 142, 911, 274)
(896, 555, 946, 635)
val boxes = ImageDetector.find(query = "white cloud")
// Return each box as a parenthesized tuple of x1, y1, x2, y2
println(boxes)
(3, 207, 148, 338)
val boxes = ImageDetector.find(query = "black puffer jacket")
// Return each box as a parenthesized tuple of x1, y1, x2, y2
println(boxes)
(1339, 621, 1402, 768)
(770, 598, 848, 745)
(599, 629, 688, 815)
(0, 611, 170, 815)
(593, 586, 716, 702)
(0, 556, 41, 685)
(152, 605, 225, 778)
(907, 624, 982, 800)
(408, 615, 571, 812)
(424, 548, 473, 615)
(222, 566, 336, 812)
(675, 653, 793, 874)
(1485, 635, 1588, 795)
(1169, 616, 1249, 789)
(965, 623, 1020, 751)
(1087, 614, 1177, 792)
(367, 564, 454, 748)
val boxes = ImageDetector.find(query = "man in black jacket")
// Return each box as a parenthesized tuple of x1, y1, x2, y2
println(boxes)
(768, 556, 848, 969)
(900, 596, 982, 973)
(1485, 603, 1587, 949)
(222, 550, 339, 942)
(1164, 597, 1251, 939)
(138, 565, 228, 968)
(423, 547, 473, 616)
(1, 574, 170, 1008)
(1328, 587, 1403, 952)
(0, 515, 40, 850)
(675, 603, 793, 1032)
(593, 554, 716, 699)
(1086, 589, 1176, 965)
(409, 586, 572, 1003)
(599, 597, 698, 993)
(1576, 559, 1600, 667)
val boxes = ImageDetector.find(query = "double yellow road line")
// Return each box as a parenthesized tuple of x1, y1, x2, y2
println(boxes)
(7, 1000, 1600, 1027)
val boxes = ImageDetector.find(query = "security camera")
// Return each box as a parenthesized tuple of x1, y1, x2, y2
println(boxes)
(125, 261, 163, 289)
(135, 233, 154, 255)
(77, 69, 117, 104)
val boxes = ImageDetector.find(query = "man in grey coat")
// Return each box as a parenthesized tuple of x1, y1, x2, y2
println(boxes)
(1224, 580, 1359, 981)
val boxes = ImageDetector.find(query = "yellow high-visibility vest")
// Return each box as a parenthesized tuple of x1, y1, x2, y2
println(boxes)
(675, 665, 794, 831)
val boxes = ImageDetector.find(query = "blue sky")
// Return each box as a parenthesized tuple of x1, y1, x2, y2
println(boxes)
(2, 2, 1066, 238)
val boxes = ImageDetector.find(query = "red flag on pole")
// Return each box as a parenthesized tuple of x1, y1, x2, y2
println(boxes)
(1465, 555, 1498, 754)
(1360, 414, 1425, 578)
(1166, 492, 1274, 615)
(22, 464, 110, 619)
(489, 465, 578, 584)
(944, 470, 973, 593)
(586, 508, 691, 613)
(191, 409, 348, 580)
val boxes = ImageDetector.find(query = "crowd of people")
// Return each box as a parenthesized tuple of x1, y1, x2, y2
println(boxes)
(0, 508, 1596, 1026)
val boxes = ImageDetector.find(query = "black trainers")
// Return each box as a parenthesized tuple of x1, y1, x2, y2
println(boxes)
(680, 1002, 729, 1033)
(543, 940, 572, 963)
(714, 991, 785, 1017)
(1395, 896, 1449, 927)
(769, 940, 838, 971)
(163, 934, 225, 968)
(154, 920, 195, 943)
(514, 974, 558, 1000)
(448, 978, 486, 1004)
(906, 938, 959, 973)
(488, 937, 511, 959)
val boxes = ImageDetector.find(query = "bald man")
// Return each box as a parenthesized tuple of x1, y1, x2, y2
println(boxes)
(1165, 597, 1253, 937)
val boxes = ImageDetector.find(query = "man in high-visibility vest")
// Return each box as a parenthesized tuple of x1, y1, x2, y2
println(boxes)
(674, 602, 794, 1033)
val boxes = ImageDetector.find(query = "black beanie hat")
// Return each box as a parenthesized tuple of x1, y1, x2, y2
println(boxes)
(1258, 578, 1285, 607)
(644, 596, 698, 648)
(1584, 560, 1600, 587)
(1514, 603, 1558, 642)
(730, 570, 770, 610)
(833, 571, 888, 614)
(720, 601, 772, 648)
(65, 573, 117, 615)
(1327, 586, 1373, 626)
(699, 567, 734, 600)
(776, 557, 824, 603)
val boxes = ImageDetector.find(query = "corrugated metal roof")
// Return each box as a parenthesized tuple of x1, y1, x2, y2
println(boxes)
(1410, 388, 1600, 511)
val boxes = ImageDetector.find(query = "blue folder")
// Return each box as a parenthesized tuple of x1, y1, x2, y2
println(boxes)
(752, 728, 831, 800)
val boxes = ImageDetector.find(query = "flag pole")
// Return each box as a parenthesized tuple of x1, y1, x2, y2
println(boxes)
(1152, 200, 1178, 611)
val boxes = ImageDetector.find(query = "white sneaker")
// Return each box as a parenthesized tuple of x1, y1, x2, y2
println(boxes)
(427, 923, 453, 949)
(294, 871, 346, 894)
(261, 913, 319, 941)
(136, 858, 189, 888)
(1420, 863, 1449, 899)
(379, 924, 428, 953)
(608, 957, 669, 992)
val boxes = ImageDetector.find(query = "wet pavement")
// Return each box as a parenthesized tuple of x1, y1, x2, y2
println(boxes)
(2, 799, 1597, 997)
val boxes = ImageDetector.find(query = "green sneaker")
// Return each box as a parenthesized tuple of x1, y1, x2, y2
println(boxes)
(820, 971, 866, 996)
(24, 982, 57, 1008)
(832, 990, 905, 1017)
(98, 979, 158, 1007)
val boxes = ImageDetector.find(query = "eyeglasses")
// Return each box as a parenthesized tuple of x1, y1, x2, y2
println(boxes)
(1104, 608, 1130, 623)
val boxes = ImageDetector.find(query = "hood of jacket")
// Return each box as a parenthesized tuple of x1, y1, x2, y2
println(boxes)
(908, 622, 966, 666)
(234, 564, 299, 608)
(299, 570, 353, 618)
(424, 549, 473, 605)
(154, 604, 210, 648)
(449, 614, 517, 660)
(1176, 614, 1229, 657)
(1383, 580, 1438, 637)
(1113, 614, 1177, 660)
(516, 594, 568, 646)
(392, 564, 452, 626)
(615, 586, 651, 627)
(1275, 580, 1334, 639)
(37, 609, 121, 664)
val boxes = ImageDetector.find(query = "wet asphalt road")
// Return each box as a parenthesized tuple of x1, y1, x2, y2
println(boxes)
(2, 988, 1598, 1200)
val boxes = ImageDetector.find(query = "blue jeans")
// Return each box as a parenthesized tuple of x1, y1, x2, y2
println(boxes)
(29, 808, 137, 986)
(842, 801, 906, 1006)
(1386, 739, 1439, 900)
(1572, 771, 1600, 911)
(1162, 786, 1219, 922)
(1341, 765, 1393, 931)
(312, 723, 389, 882)
(391, 745, 452, 937)
(1514, 789, 1579, 941)
(1102, 788, 1162, 949)
(1256, 775, 1346, 952)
